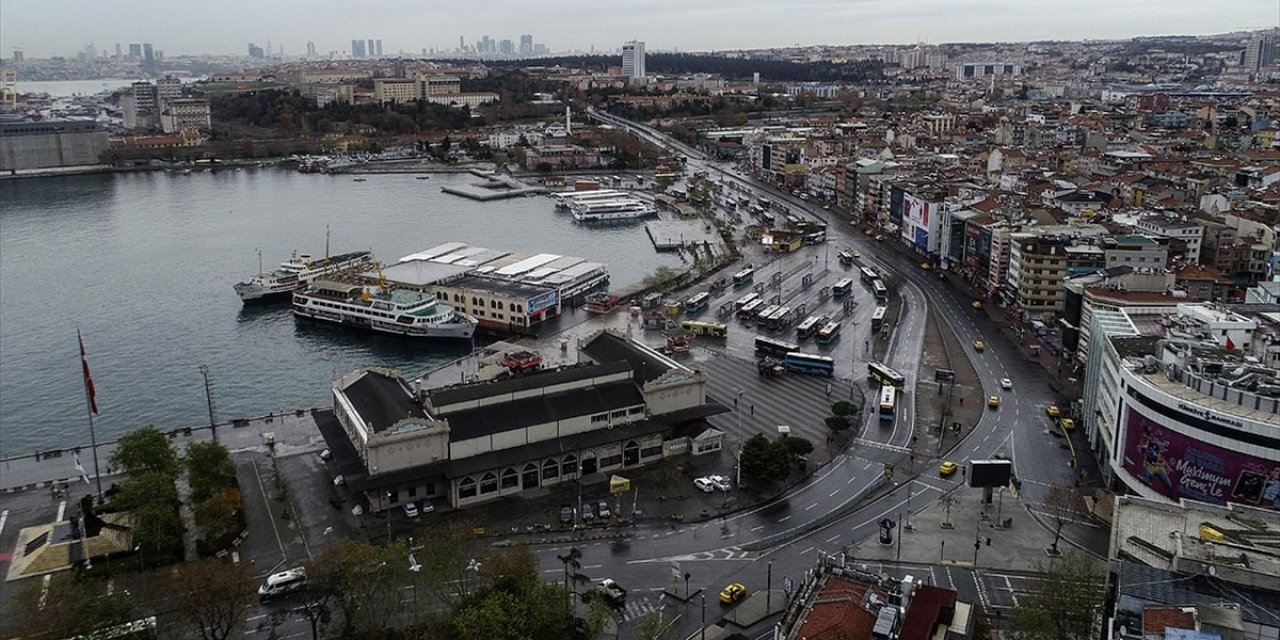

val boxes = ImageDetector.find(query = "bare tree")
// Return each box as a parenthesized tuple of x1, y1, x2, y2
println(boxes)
(1044, 485, 1082, 556)
(168, 559, 257, 640)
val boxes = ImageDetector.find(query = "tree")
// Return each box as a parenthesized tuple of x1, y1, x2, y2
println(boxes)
(168, 559, 257, 640)
(11, 572, 136, 639)
(739, 434, 792, 486)
(779, 437, 814, 457)
(110, 426, 179, 479)
(449, 547, 578, 640)
(1008, 553, 1105, 640)
(1044, 485, 1081, 556)
(555, 547, 590, 603)
(635, 610, 679, 640)
(113, 470, 184, 562)
(186, 440, 236, 503)
(413, 519, 488, 607)
(313, 538, 405, 638)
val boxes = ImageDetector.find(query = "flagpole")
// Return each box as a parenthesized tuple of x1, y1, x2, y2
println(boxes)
(78, 330, 104, 500)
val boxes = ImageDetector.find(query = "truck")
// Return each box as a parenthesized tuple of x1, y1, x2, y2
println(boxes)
(588, 578, 628, 607)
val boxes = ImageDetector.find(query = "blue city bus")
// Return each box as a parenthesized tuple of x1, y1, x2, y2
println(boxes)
(795, 315, 823, 340)
(832, 278, 854, 299)
(783, 352, 835, 377)
(733, 267, 756, 288)
(859, 266, 879, 285)
(879, 385, 896, 421)
(684, 292, 710, 314)
(816, 321, 841, 345)
(872, 279, 889, 303)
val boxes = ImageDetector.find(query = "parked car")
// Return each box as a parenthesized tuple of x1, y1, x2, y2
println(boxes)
(597, 501, 611, 519)
(319, 448, 332, 461)
(420, 500, 435, 514)
(1060, 418, 1076, 431)
(581, 503, 594, 521)
(694, 477, 715, 493)
(708, 475, 732, 492)
(333, 475, 345, 487)
(404, 501, 419, 518)
(560, 505, 575, 524)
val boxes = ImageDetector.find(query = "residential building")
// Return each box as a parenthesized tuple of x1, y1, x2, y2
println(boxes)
(155, 75, 183, 104)
(953, 62, 1021, 80)
(622, 41, 646, 80)
(373, 78, 418, 104)
(1135, 214, 1204, 264)
(120, 81, 158, 130)
(319, 330, 728, 511)
(1102, 235, 1169, 271)
(159, 98, 211, 134)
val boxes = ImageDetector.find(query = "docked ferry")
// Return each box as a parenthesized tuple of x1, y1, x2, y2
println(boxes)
(234, 250, 374, 303)
(291, 281, 477, 339)
(570, 198, 657, 223)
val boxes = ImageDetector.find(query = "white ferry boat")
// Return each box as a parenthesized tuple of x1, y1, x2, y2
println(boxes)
(291, 280, 477, 339)
(551, 189, 626, 210)
(234, 249, 374, 303)
(570, 198, 657, 223)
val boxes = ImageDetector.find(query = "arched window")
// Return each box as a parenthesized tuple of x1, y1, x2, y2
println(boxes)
(581, 449, 598, 475)
(562, 454, 578, 476)
(542, 459, 559, 481)
(480, 472, 498, 494)
(522, 463, 540, 488)
(501, 467, 519, 490)
(458, 477, 477, 499)
(624, 440, 640, 466)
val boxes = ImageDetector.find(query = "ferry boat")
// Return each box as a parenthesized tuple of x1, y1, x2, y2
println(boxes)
(570, 198, 657, 223)
(291, 279, 477, 340)
(234, 248, 374, 303)
(552, 189, 626, 210)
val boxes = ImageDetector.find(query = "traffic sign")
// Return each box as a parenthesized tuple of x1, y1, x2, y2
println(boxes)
(783, 576, 793, 595)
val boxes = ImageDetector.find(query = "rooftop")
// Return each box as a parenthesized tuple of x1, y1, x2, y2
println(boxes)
(341, 369, 429, 434)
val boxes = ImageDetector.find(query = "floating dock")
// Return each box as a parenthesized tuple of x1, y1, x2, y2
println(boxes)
(440, 172, 546, 201)
(645, 220, 721, 251)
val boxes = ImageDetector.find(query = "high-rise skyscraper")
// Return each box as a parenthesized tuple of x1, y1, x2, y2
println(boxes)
(375, 39, 383, 57)
(248, 43, 265, 59)
(129, 43, 142, 59)
(520, 34, 533, 56)
(459, 36, 466, 52)
(351, 39, 365, 58)
(142, 43, 154, 62)
(499, 40, 514, 55)
(115, 43, 122, 58)
(622, 40, 646, 79)
(1243, 32, 1276, 72)
(367, 39, 375, 58)
(306, 41, 316, 58)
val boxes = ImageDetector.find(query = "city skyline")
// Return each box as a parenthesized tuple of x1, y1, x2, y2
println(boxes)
(1, 0, 1277, 59)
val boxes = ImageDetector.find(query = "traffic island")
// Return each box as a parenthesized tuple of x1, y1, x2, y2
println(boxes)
(723, 589, 788, 627)
(662, 585, 703, 603)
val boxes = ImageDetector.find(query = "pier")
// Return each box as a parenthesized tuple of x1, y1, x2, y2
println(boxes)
(645, 219, 721, 251)
(440, 171, 546, 201)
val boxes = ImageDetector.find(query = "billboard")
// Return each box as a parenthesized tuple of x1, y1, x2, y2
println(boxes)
(1121, 408, 1280, 511)
(527, 290, 559, 314)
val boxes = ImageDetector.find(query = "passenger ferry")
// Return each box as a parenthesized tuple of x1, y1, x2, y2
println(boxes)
(234, 248, 374, 303)
(551, 189, 627, 209)
(291, 277, 477, 340)
(570, 198, 657, 222)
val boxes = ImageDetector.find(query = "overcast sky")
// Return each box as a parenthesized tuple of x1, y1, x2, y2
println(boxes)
(2, 0, 1276, 58)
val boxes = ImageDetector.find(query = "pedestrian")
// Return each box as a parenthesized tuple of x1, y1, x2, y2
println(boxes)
(750, 404, 754, 416)
(961, 467, 966, 479)
(959, 397, 964, 405)
(825, 383, 832, 396)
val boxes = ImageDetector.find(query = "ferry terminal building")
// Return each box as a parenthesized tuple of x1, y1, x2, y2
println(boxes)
(318, 330, 730, 513)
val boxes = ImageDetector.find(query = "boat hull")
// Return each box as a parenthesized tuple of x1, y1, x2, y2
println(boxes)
(234, 282, 298, 302)
(291, 305, 476, 339)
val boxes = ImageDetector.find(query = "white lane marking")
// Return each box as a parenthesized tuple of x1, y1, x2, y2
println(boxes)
(778, 516, 792, 523)
(751, 525, 765, 532)
(829, 489, 841, 497)
(804, 503, 819, 511)
(826, 535, 841, 543)
(55, 501, 66, 522)
(801, 546, 814, 555)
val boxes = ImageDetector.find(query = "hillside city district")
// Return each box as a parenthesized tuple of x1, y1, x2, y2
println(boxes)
(2, 29, 1280, 640)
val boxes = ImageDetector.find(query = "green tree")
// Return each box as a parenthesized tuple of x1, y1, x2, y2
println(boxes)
(831, 401, 852, 417)
(779, 437, 814, 457)
(168, 559, 257, 640)
(194, 487, 243, 537)
(1008, 553, 1105, 640)
(110, 426, 179, 479)
(11, 572, 136, 639)
(186, 440, 236, 503)
(113, 470, 184, 562)
(317, 538, 405, 638)
(635, 610, 679, 640)
(739, 434, 791, 486)
(449, 547, 578, 640)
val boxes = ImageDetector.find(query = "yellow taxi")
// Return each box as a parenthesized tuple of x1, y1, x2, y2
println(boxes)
(973, 340, 985, 352)
(939, 460, 958, 476)
(719, 583, 747, 604)
(1046, 404, 1061, 418)
(1060, 418, 1076, 431)
(988, 395, 1001, 408)
(920, 262, 931, 271)
(972, 300, 984, 310)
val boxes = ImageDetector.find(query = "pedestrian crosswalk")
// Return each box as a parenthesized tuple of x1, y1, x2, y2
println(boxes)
(621, 595, 662, 622)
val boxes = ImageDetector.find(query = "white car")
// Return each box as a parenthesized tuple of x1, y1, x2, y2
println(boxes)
(403, 501, 419, 518)
(1000, 378, 1013, 390)
(707, 475, 732, 492)
(694, 477, 715, 493)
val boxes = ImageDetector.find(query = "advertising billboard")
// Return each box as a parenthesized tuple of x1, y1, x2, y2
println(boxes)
(527, 290, 559, 314)
(1121, 408, 1280, 511)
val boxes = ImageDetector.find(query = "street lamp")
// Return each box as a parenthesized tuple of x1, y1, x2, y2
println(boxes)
(386, 491, 393, 545)
(700, 592, 707, 640)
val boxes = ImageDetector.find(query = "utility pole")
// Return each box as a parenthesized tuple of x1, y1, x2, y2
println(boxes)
(766, 560, 773, 611)
(199, 364, 217, 443)
(700, 592, 707, 640)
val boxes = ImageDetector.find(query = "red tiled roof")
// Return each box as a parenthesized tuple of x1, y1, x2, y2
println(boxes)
(899, 585, 957, 640)
(792, 576, 877, 640)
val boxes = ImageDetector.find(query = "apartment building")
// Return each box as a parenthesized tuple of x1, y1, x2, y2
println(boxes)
(1135, 214, 1203, 264)
(1102, 235, 1170, 270)
(159, 98, 211, 134)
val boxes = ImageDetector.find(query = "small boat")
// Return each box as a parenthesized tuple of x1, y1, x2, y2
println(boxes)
(415, 175, 430, 180)
(353, 177, 367, 182)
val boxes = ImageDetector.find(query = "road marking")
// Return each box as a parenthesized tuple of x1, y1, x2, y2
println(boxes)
(826, 535, 841, 543)
(0, 510, 7, 543)
(800, 546, 814, 555)
(55, 501, 66, 522)
(804, 503, 819, 511)
(544, 569, 560, 573)
(778, 516, 792, 523)
(751, 525, 765, 532)
(583, 564, 602, 570)
(250, 459, 288, 563)
(829, 489, 840, 497)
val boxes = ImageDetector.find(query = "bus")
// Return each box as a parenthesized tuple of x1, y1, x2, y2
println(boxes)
(804, 229, 827, 245)
(684, 292, 710, 314)
(681, 320, 728, 338)
(761, 212, 776, 227)
(734, 292, 760, 309)
(816, 321, 841, 345)
(859, 266, 879, 285)
(868, 361, 906, 388)
(872, 279, 888, 303)
(783, 352, 836, 377)
(832, 278, 854, 299)
(755, 335, 800, 358)
(879, 385, 896, 421)
(795, 315, 824, 340)
(766, 306, 792, 330)
(871, 306, 887, 332)
(738, 298, 765, 320)
(755, 304, 780, 327)
(759, 197, 772, 209)
(733, 267, 756, 287)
